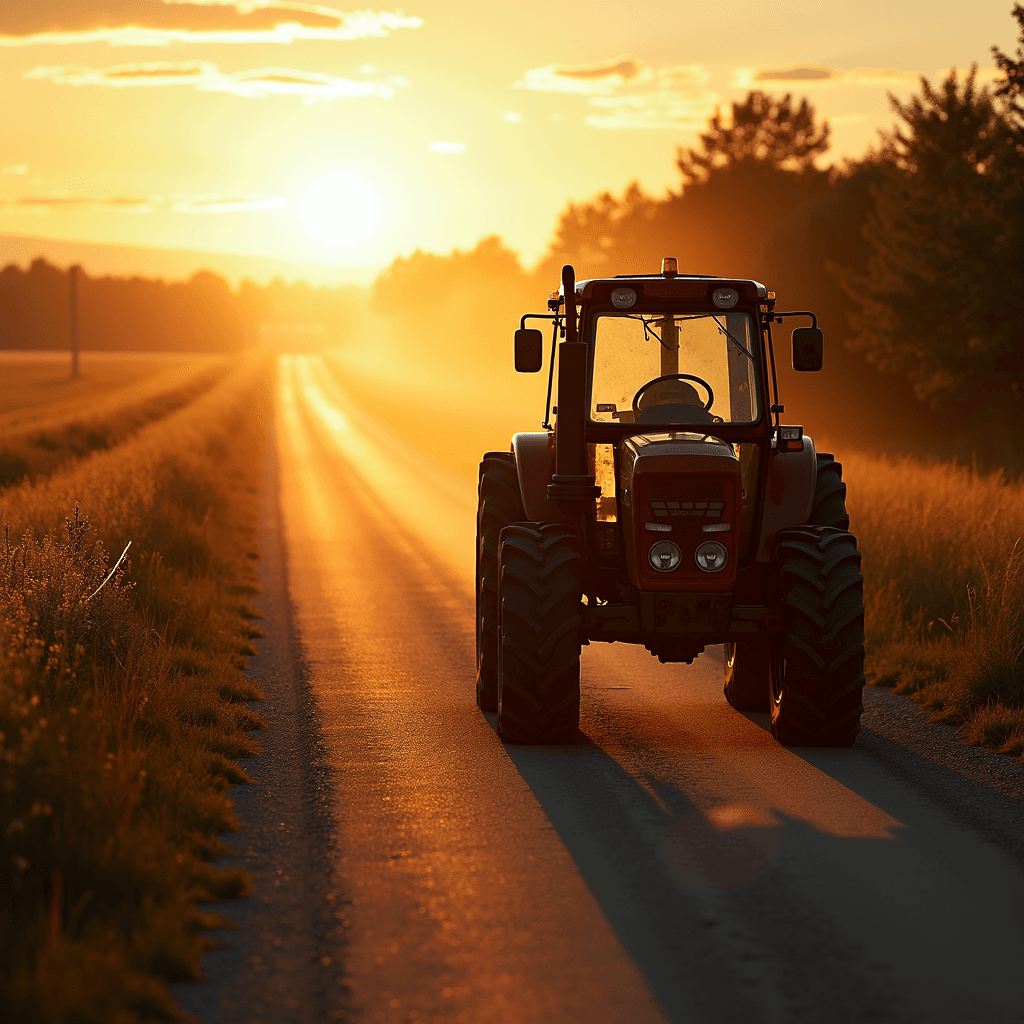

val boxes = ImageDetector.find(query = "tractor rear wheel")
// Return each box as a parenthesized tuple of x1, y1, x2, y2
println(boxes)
(497, 524, 582, 744)
(811, 452, 850, 530)
(476, 453, 525, 712)
(723, 640, 770, 711)
(769, 526, 865, 746)
(722, 453, 850, 713)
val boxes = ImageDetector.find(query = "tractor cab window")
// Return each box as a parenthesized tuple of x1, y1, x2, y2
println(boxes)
(590, 311, 760, 425)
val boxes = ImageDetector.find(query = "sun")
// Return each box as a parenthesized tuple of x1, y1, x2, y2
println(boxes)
(299, 172, 380, 247)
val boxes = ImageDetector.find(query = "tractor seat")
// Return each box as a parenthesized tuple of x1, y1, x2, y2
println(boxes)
(635, 380, 714, 424)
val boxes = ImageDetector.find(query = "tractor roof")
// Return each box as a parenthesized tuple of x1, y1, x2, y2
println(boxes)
(561, 274, 770, 299)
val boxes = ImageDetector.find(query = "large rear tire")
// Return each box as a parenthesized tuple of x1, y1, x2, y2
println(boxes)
(497, 524, 582, 744)
(769, 526, 865, 746)
(476, 453, 525, 712)
(723, 640, 770, 711)
(811, 452, 850, 530)
(722, 453, 851, 713)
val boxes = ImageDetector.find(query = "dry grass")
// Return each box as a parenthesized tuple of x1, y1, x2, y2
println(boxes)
(0, 355, 230, 490)
(843, 450, 1024, 756)
(0, 355, 272, 1021)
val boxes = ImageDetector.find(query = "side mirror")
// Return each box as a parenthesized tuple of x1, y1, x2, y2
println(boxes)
(514, 328, 543, 372)
(792, 326, 823, 372)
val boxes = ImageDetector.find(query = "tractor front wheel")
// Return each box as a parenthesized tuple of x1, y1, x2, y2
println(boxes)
(497, 524, 582, 744)
(769, 526, 865, 746)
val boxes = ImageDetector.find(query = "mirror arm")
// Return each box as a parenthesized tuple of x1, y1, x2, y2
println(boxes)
(772, 310, 818, 329)
(765, 321, 782, 429)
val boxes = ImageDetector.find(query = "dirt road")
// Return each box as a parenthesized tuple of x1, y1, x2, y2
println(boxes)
(179, 354, 1024, 1024)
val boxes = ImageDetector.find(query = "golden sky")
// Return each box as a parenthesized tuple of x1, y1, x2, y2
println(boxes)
(0, 0, 1016, 281)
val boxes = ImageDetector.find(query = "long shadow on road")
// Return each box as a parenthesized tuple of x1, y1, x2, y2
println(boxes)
(490, 702, 1024, 1024)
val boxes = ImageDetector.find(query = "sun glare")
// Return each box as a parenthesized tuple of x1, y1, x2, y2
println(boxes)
(299, 172, 380, 247)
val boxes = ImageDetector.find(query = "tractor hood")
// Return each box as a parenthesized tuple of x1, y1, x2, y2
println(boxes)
(619, 433, 741, 591)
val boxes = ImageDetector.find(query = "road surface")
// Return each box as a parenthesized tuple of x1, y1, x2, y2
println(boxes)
(178, 354, 1024, 1024)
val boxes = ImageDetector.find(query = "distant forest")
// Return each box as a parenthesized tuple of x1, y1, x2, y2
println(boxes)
(2, 6, 1021, 464)
(0, 258, 366, 354)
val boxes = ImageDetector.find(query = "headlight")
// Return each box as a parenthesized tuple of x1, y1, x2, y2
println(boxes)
(695, 541, 728, 572)
(648, 540, 682, 572)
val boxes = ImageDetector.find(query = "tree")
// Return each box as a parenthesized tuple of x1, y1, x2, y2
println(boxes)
(540, 91, 834, 282)
(677, 91, 831, 186)
(993, 2, 1024, 122)
(848, 64, 1024, 439)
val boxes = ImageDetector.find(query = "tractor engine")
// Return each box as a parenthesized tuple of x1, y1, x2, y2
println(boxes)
(619, 434, 741, 591)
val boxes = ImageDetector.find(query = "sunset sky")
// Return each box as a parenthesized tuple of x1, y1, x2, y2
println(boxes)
(1, 0, 1017, 281)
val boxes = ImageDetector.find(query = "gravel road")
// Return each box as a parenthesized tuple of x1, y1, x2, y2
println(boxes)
(176, 354, 1024, 1024)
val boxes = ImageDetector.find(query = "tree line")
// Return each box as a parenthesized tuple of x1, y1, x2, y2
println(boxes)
(0, 257, 366, 354)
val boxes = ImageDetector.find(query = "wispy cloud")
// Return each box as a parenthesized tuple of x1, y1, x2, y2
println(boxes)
(734, 65, 919, 89)
(734, 63, 1005, 91)
(428, 141, 465, 154)
(26, 61, 404, 100)
(515, 56, 643, 96)
(2, 164, 28, 175)
(2, 192, 289, 214)
(0, 1, 422, 47)
(516, 56, 717, 130)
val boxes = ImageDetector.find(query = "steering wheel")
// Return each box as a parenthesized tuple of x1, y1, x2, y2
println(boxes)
(632, 373, 715, 416)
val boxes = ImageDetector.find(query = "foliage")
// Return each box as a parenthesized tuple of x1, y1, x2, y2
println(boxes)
(847, 66, 1024, 431)
(676, 90, 831, 184)
(992, 2, 1024, 120)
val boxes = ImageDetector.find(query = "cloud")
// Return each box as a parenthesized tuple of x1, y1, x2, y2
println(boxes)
(2, 192, 289, 214)
(0, 1, 422, 47)
(2, 164, 28, 175)
(734, 64, 923, 89)
(516, 55, 642, 96)
(517, 57, 717, 130)
(502, 110, 522, 123)
(26, 60, 403, 100)
(428, 141, 465, 154)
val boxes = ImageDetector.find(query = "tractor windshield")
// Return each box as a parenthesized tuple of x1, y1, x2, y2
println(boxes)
(590, 311, 761, 425)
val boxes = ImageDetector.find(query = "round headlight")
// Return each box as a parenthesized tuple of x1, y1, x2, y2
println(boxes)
(611, 287, 636, 309)
(648, 540, 682, 572)
(695, 541, 728, 572)
(712, 287, 738, 309)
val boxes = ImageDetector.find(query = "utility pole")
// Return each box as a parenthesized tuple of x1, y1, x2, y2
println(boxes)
(69, 264, 80, 379)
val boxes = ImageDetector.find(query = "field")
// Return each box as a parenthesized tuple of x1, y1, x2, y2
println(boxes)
(0, 353, 272, 1021)
(843, 449, 1024, 754)
(0, 352, 225, 424)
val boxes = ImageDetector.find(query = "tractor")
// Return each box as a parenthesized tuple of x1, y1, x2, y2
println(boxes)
(476, 260, 865, 746)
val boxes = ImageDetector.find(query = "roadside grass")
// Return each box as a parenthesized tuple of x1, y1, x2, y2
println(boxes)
(0, 355, 272, 1021)
(0, 356, 230, 489)
(843, 450, 1024, 757)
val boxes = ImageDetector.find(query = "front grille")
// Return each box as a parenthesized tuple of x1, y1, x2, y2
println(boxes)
(649, 500, 724, 519)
